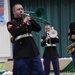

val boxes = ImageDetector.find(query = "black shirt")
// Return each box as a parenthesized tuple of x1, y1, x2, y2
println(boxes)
(41, 35, 59, 58)
(7, 18, 41, 58)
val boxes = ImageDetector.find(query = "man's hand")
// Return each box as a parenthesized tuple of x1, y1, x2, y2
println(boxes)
(23, 14, 31, 23)
(71, 35, 75, 39)
(46, 35, 50, 40)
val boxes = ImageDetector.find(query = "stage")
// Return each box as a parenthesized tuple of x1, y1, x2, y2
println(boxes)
(0, 57, 75, 75)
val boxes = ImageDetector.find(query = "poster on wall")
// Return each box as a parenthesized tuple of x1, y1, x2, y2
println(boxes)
(0, 0, 5, 26)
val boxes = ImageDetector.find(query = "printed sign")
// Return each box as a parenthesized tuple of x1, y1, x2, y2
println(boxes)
(0, 0, 5, 25)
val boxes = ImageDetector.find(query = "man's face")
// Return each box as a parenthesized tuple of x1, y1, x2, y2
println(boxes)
(45, 25, 51, 32)
(13, 4, 24, 18)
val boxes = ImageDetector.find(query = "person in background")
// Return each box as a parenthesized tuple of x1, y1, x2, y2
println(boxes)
(41, 25, 60, 75)
(68, 22, 75, 68)
(6, 4, 44, 75)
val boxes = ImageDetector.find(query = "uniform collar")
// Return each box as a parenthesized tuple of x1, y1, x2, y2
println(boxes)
(14, 17, 23, 21)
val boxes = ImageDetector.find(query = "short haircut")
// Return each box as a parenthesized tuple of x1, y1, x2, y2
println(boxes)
(12, 4, 22, 12)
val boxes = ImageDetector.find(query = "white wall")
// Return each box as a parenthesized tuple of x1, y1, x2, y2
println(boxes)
(0, 0, 12, 62)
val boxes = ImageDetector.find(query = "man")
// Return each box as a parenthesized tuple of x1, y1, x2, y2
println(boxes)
(68, 22, 75, 68)
(7, 4, 44, 75)
(41, 25, 60, 75)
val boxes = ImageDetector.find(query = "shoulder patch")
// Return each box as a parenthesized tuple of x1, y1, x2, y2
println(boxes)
(8, 24, 13, 30)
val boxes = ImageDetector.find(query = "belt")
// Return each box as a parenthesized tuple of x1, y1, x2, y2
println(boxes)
(15, 34, 32, 41)
(46, 43, 56, 47)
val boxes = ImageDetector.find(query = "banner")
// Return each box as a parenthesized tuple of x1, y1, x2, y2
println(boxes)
(0, 0, 5, 25)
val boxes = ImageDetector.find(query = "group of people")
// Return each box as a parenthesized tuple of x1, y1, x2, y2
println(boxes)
(6, 3, 75, 75)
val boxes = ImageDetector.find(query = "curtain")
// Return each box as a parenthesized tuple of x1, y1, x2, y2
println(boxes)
(10, 0, 75, 58)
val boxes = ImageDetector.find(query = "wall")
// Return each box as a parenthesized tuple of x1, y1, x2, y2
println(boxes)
(0, 0, 12, 62)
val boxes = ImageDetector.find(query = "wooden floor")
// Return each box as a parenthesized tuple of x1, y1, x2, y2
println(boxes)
(50, 72, 75, 75)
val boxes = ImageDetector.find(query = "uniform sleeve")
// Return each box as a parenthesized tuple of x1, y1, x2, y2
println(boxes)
(51, 38, 59, 43)
(7, 21, 26, 37)
(30, 18, 41, 32)
(41, 36, 46, 47)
